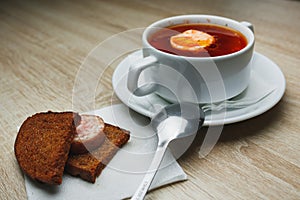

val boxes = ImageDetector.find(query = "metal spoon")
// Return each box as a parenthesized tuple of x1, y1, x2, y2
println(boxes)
(131, 102, 205, 200)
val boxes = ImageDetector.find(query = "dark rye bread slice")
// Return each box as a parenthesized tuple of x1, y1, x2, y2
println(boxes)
(14, 111, 81, 185)
(65, 123, 130, 183)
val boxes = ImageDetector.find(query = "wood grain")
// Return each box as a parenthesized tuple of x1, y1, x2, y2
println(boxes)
(0, 0, 299, 199)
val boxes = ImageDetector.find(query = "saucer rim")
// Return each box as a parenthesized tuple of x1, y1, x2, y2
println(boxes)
(112, 50, 286, 126)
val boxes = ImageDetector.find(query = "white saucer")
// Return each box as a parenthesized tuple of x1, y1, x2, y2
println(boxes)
(112, 50, 286, 126)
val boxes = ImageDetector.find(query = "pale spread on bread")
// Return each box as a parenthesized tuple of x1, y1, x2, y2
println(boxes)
(70, 114, 106, 154)
(75, 115, 105, 140)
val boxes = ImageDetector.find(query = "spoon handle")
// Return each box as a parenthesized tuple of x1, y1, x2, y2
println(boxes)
(131, 145, 168, 200)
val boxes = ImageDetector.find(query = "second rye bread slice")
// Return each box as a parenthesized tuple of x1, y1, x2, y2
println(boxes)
(65, 123, 130, 183)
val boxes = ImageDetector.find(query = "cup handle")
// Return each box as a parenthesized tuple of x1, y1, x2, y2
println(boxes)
(127, 55, 158, 96)
(240, 21, 254, 33)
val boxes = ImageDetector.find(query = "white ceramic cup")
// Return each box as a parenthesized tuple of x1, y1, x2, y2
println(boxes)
(127, 15, 255, 103)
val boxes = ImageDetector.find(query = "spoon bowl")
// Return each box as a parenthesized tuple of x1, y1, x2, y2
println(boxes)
(131, 102, 205, 200)
(152, 103, 205, 146)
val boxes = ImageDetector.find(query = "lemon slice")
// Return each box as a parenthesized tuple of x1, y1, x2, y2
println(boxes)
(170, 29, 215, 52)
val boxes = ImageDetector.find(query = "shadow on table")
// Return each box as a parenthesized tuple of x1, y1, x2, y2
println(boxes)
(177, 98, 286, 160)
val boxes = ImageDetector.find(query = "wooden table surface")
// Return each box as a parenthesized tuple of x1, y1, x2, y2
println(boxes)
(1, 0, 299, 199)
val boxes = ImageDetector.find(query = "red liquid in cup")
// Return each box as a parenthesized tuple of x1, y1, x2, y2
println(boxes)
(149, 23, 247, 57)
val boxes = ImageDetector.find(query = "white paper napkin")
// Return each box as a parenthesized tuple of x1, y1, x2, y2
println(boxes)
(25, 104, 187, 200)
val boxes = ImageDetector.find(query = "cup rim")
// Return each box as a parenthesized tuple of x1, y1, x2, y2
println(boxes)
(142, 14, 255, 61)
